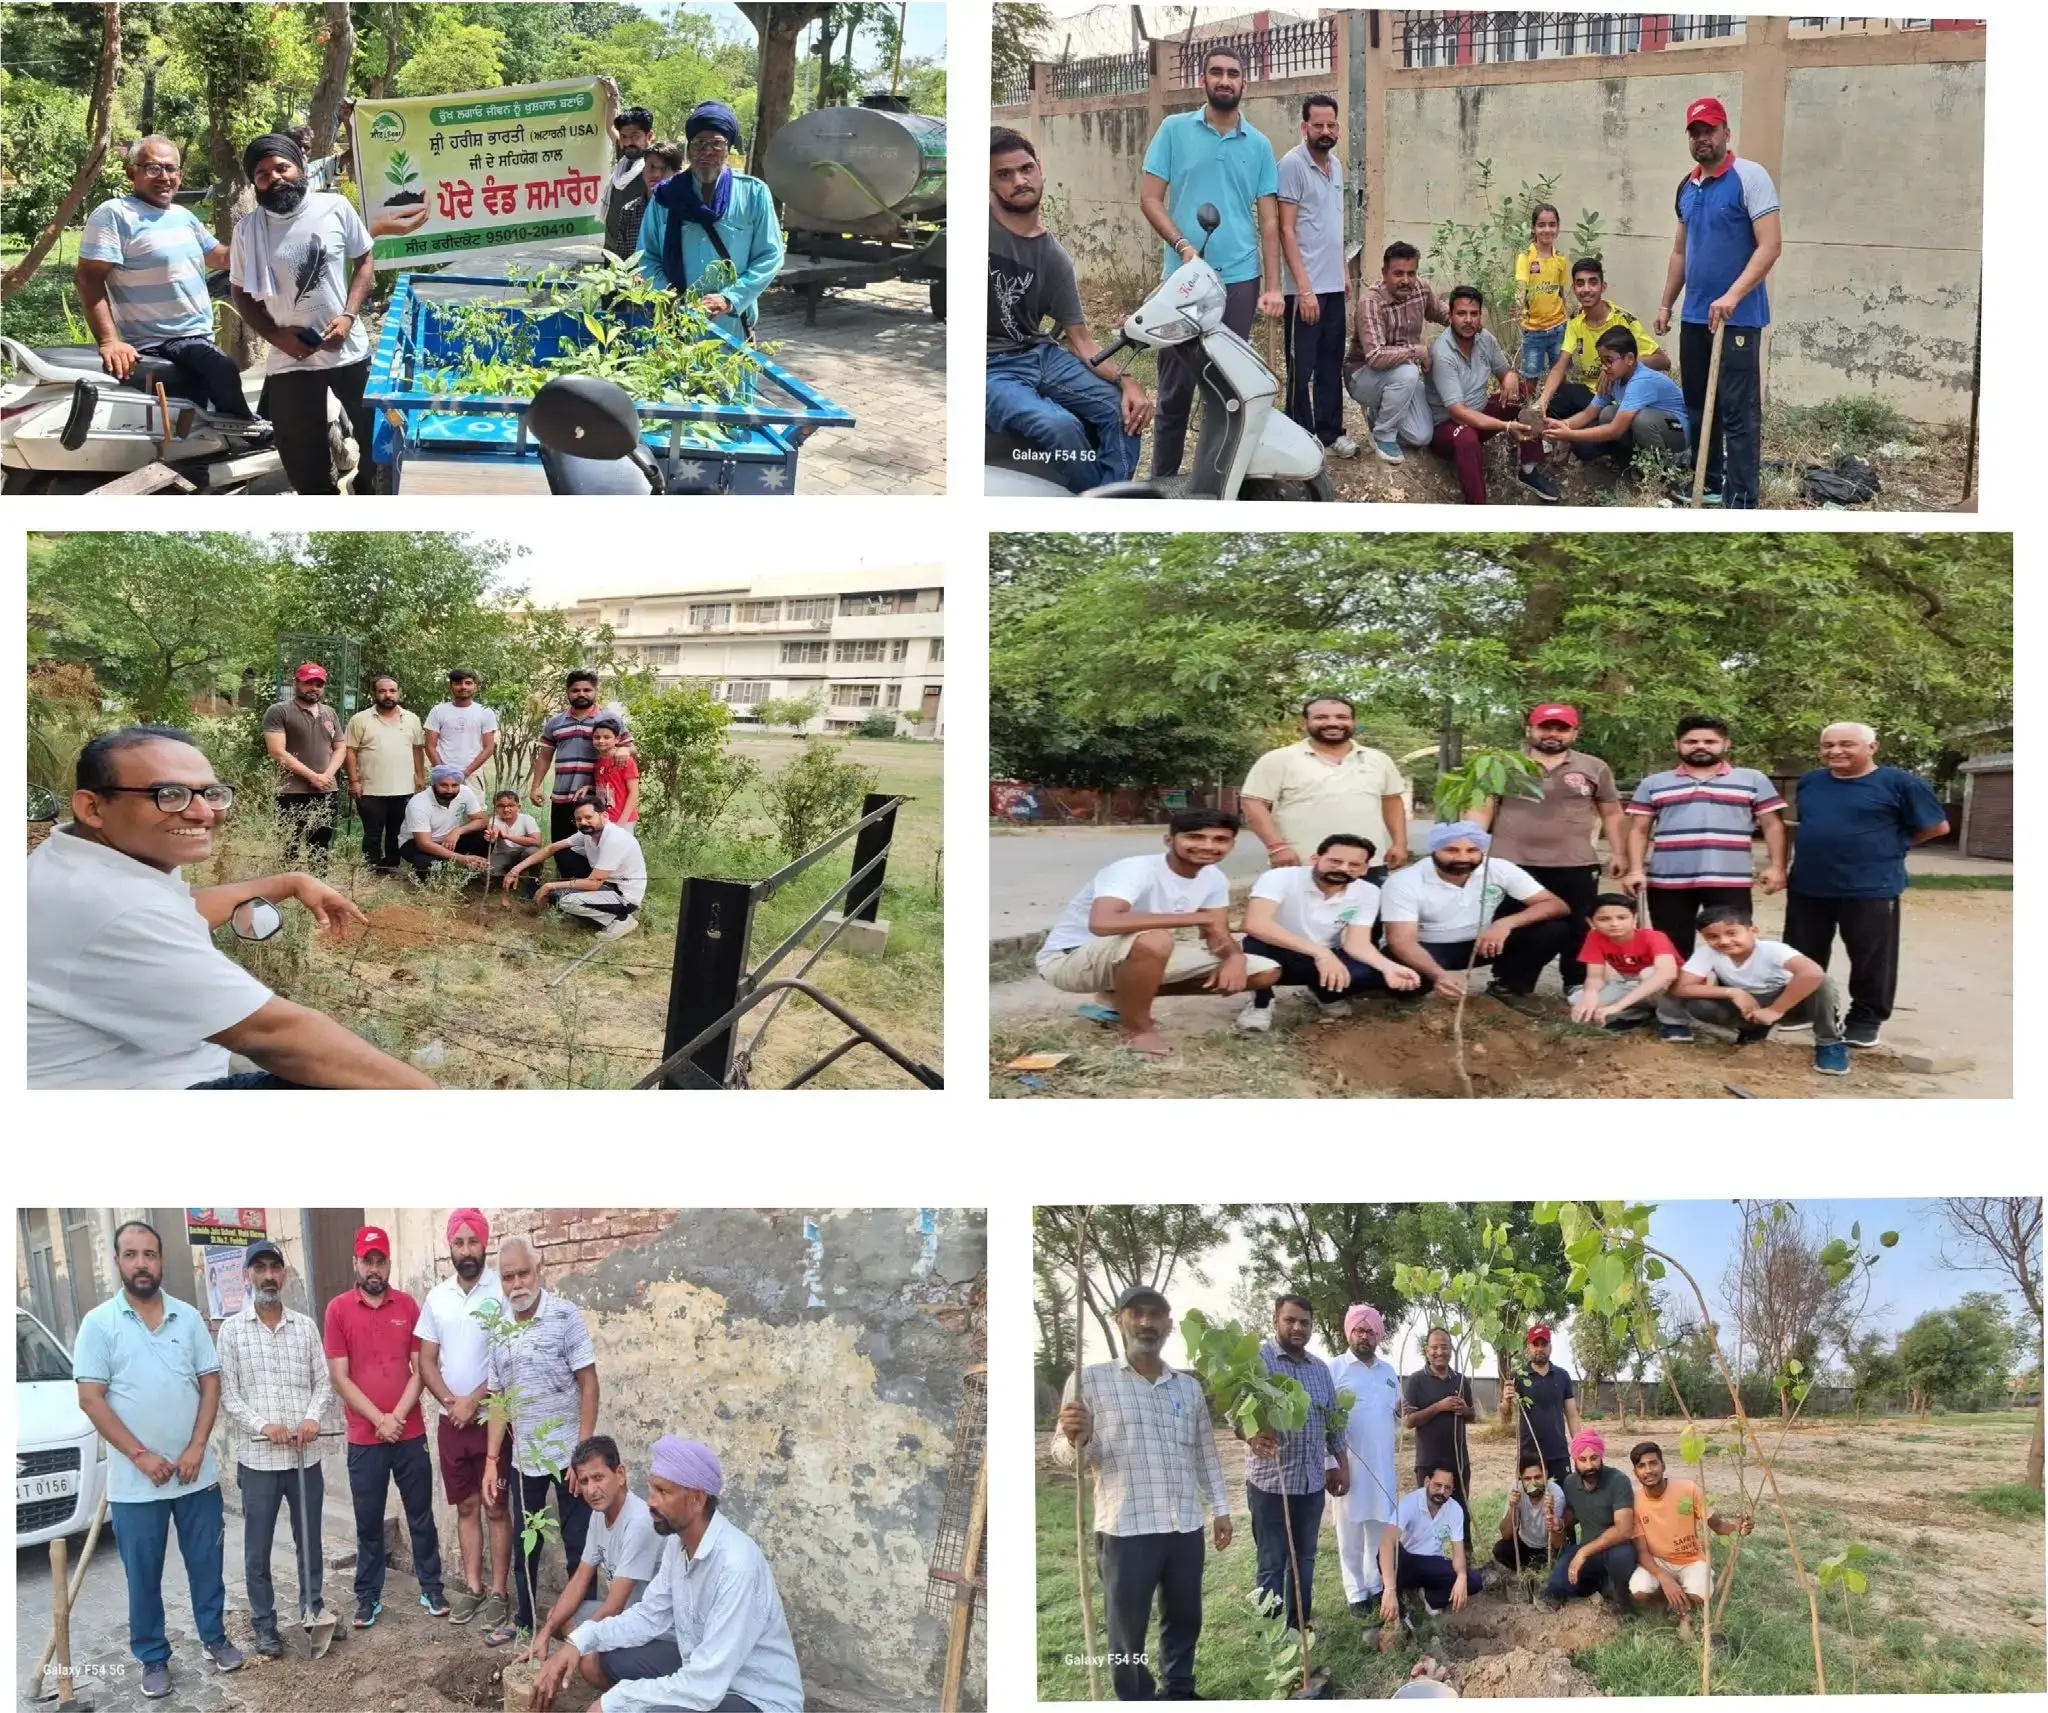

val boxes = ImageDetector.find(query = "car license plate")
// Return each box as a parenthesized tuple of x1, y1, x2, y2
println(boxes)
(17, 1473, 78, 1502)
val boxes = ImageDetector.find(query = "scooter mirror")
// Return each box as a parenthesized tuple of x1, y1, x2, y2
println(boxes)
(1196, 203, 1221, 233)
(27, 786, 59, 824)
(230, 898, 285, 942)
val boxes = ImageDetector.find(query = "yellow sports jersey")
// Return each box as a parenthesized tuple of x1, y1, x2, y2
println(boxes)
(1516, 246, 1570, 331)
(1560, 303, 1662, 389)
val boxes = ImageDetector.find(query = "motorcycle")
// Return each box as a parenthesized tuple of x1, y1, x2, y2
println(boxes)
(986, 203, 1333, 500)
(1, 272, 350, 495)
(522, 374, 666, 495)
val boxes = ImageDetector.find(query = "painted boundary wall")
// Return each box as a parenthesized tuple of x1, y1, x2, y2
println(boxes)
(998, 15, 1985, 420)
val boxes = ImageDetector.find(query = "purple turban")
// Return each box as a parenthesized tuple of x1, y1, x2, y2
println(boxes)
(1570, 1429, 1606, 1460)
(446, 1209, 488, 1247)
(650, 1436, 724, 1495)
(1343, 1304, 1384, 1341)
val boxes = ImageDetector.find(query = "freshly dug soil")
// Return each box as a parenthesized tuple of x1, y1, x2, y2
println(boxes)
(1433, 1591, 1617, 1697)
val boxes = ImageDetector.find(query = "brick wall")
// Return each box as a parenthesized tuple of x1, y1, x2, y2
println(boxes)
(487, 1207, 680, 1272)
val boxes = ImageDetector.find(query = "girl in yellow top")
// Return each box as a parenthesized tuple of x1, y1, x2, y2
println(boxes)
(1514, 203, 1571, 382)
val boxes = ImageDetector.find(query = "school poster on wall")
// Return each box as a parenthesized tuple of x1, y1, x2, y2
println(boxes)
(350, 78, 610, 267)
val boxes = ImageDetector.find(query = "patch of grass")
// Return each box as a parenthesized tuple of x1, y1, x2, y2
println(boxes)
(1, 229, 90, 349)
(1909, 872, 2013, 891)
(1772, 394, 1917, 455)
(1963, 1483, 2046, 1521)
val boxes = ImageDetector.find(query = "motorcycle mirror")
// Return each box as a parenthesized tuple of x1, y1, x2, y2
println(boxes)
(1196, 204, 1221, 233)
(524, 374, 642, 461)
(27, 786, 60, 824)
(230, 898, 285, 942)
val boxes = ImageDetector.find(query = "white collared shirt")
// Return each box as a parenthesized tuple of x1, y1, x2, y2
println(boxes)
(569, 1512, 805, 1713)
(415, 1268, 507, 1399)
(1378, 856, 1545, 941)
(27, 824, 273, 1088)
(1248, 865, 1380, 948)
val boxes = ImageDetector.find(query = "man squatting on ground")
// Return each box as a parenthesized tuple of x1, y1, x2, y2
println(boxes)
(1054, 1283, 1233, 1702)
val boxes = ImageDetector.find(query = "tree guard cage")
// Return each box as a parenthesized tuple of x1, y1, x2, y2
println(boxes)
(640, 792, 944, 1090)
(928, 1364, 988, 1713)
(271, 632, 362, 830)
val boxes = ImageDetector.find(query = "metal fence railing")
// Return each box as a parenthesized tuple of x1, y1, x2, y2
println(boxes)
(639, 793, 942, 1090)
(1171, 16, 1338, 86)
(1051, 50, 1147, 98)
(995, 65, 1032, 106)
(1393, 11, 1746, 67)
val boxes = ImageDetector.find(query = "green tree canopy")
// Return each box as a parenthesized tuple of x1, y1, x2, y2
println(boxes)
(1035, 1205, 1232, 1363)
(1896, 1292, 2019, 1411)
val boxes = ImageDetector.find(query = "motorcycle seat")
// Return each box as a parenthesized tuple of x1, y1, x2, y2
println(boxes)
(32, 347, 188, 396)
(537, 443, 660, 496)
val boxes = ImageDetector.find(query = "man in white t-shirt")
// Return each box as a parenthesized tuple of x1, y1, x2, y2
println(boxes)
(397, 767, 490, 879)
(1035, 809, 1280, 1060)
(1380, 821, 1572, 1010)
(1377, 1464, 1482, 1623)
(1236, 832, 1420, 1032)
(1656, 905, 1848, 1075)
(229, 132, 376, 493)
(415, 1210, 512, 1630)
(425, 670, 502, 783)
(526, 1436, 674, 1696)
(26, 725, 432, 1088)
(505, 797, 649, 939)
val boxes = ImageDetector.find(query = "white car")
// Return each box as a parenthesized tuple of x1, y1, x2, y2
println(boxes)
(17, 1307, 108, 1548)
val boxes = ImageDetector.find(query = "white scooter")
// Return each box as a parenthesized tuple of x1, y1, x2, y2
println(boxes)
(987, 203, 1333, 500)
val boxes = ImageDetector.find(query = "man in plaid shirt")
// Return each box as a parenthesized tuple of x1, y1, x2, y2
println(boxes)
(1053, 1284, 1230, 1702)
(217, 1240, 337, 1656)
(1346, 241, 1453, 463)
(1244, 1294, 1349, 1632)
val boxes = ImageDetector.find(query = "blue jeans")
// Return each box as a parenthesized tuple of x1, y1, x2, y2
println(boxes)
(1518, 323, 1565, 380)
(1247, 1483, 1325, 1629)
(347, 1437, 443, 1608)
(111, 1485, 228, 1664)
(190, 1072, 304, 1087)
(1546, 1539, 1637, 1606)
(986, 344, 1139, 493)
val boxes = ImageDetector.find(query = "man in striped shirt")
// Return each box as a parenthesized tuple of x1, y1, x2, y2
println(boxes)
(1053, 1285, 1230, 1702)
(529, 670, 635, 882)
(1244, 1294, 1349, 1632)
(1346, 242, 1453, 464)
(1623, 714, 1788, 957)
(217, 1240, 337, 1656)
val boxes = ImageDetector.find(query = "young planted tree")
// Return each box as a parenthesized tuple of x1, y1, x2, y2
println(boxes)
(1063, 1205, 1101, 1702)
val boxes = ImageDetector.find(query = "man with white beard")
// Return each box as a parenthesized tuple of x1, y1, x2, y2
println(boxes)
(1327, 1303, 1402, 1617)
(217, 1239, 338, 1656)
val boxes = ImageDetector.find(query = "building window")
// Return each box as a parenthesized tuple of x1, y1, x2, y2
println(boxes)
(636, 644, 680, 666)
(840, 592, 901, 616)
(737, 600, 779, 623)
(889, 638, 910, 662)
(725, 681, 771, 703)
(614, 605, 631, 629)
(688, 602, 732, 628)
(829, 682, 881, 707)
(780, 641, 828, 664)
(834, 639, 888, 663)
(914, 587, 943, 612)
(929, 637, 944, 663)
(883, 683, 902, 708)
(785, 597, 831, 622)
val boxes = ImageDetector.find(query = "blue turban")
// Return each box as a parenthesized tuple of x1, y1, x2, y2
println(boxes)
(683, 101, 741, 145)
(429, 764, 466, 786)
(1428, 820, 1491, 853)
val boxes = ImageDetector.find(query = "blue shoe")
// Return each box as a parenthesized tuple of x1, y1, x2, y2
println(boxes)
(1814, 1042, 1851, 1076)
(354, 1598, 382, 1628)
(1074, 1003, 1120, 1026)
(420, 1590, 450, 1617)
(1658, 1024, 1694, 1044)
(1372, 435, 1405, 465)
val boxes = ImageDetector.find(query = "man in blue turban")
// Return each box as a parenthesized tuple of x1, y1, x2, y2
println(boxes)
(637, 101, 785, 344)
(1378, 819, 1574, 1010)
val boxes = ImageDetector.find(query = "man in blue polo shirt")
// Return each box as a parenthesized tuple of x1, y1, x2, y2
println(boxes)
(1623, 714, 1789, 959)
(72, 1219, 244, 1699)
(1139, 44, 1282, 479)
(1782, 721, 1949, 1049)
(77, 136, 256, 421)
(1654, 96, 1780, 509)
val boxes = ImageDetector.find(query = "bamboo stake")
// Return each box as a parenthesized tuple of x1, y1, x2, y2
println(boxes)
(50, 1534, 79, 1707)
(1689, 321, 1726, 508)
(939, 1451, 988, 1712)
(1071, 1207, 1102, 1702)
(33, 1490, 108, 1693)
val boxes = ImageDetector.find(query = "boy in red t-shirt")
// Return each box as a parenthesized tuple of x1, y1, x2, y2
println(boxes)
(1571, 893, 1680, 1029)
(590, 716, 639, 824)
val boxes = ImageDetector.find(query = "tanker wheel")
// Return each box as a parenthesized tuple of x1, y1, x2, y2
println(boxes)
(929, 275, 946, 321)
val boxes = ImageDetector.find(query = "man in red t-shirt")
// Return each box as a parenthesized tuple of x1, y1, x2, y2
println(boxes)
(590, 717, 639, 825)
(1570, 893, 1680, 1029)
(322, 1225, 447, 1628)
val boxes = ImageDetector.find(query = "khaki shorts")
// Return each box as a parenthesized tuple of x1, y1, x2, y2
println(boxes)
(1630, 1555, 1710, 1600)
(1037, 933, 1277, 994)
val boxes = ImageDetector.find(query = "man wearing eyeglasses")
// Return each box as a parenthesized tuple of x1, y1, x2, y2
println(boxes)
(77, 135, 258, 420)
(26, 725, 436, 1088)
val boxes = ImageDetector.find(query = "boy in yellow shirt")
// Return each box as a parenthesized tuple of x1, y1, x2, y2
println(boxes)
(1514, 204, 1570, 382)
(1534, 255, 1670, 423)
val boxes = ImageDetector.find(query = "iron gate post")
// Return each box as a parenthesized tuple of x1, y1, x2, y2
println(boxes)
(845, 792, 898, 923)
(661, 877, 758, 1087)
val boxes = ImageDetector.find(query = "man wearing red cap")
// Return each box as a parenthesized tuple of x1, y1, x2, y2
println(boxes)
(1473, 705, 1624, 1006)
(1654, 95, 1781, 509)
(1512, 1325, 1582, 1489)
(262, 663, 348, 865)
(323, 1226, 447, 1630)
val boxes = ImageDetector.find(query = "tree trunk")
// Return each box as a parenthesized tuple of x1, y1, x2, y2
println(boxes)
(0, 3, 121, 301)
(308, 3, 357, 154)
(739, 4, 830, 175)
(204, 123, 261, 371)
(815, 16, 835, 112)
(2028, 1396, 2044, 1491)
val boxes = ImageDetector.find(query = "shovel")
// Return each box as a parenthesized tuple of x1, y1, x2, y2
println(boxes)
(294, 1436, 338, 1660)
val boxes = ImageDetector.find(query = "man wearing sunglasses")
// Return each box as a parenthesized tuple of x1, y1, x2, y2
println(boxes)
(27, 725, 435, 1088)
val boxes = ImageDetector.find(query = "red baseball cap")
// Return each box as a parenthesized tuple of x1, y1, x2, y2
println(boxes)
(295, 662, 328, 683)
(1686, 96, 1728, 130)
(354, 1225, 392, 1258)
(1529, 704, 1580, 728)
(1527, 1324, 1554, 1345)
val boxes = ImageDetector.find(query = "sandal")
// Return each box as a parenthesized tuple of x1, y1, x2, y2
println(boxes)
(481, 1619, 523, 1648)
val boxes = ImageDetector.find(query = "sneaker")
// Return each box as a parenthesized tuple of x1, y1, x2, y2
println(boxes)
(1658, 1023, 1694, 1044)
(354, 1599, 382, 1629)
(1774, 1016, 1813, 1033)
(448, 1587, 484, 1625)
(1517, 465, 1562, 503)
(1845, 1020, 1881, 1049)
(477, 1591, 509, 1630)
(1423, 1597, 1447, 1616)
(1235, 999, 1273, 1033)
(1329, 433, 1361, 458)
(1372, 434, 1405, 465)
(141, 1662, 172, 1699)
(420, 1590, 451, 1618)
(1814, 1041, 1851, 1076)
(1315, 998, 1354, 1020)
(598, 913, 639, 939)
(1734, 1023, 1773, 1046)
(207, 1641, 245, 1673)
(253, 1629, 284, 1658)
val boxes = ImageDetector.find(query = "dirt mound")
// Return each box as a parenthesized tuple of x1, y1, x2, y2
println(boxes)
(1453, 1645, 1604, 1698)
(334, 901, 510, 952)
(1431, 1589, 1617, 1698)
